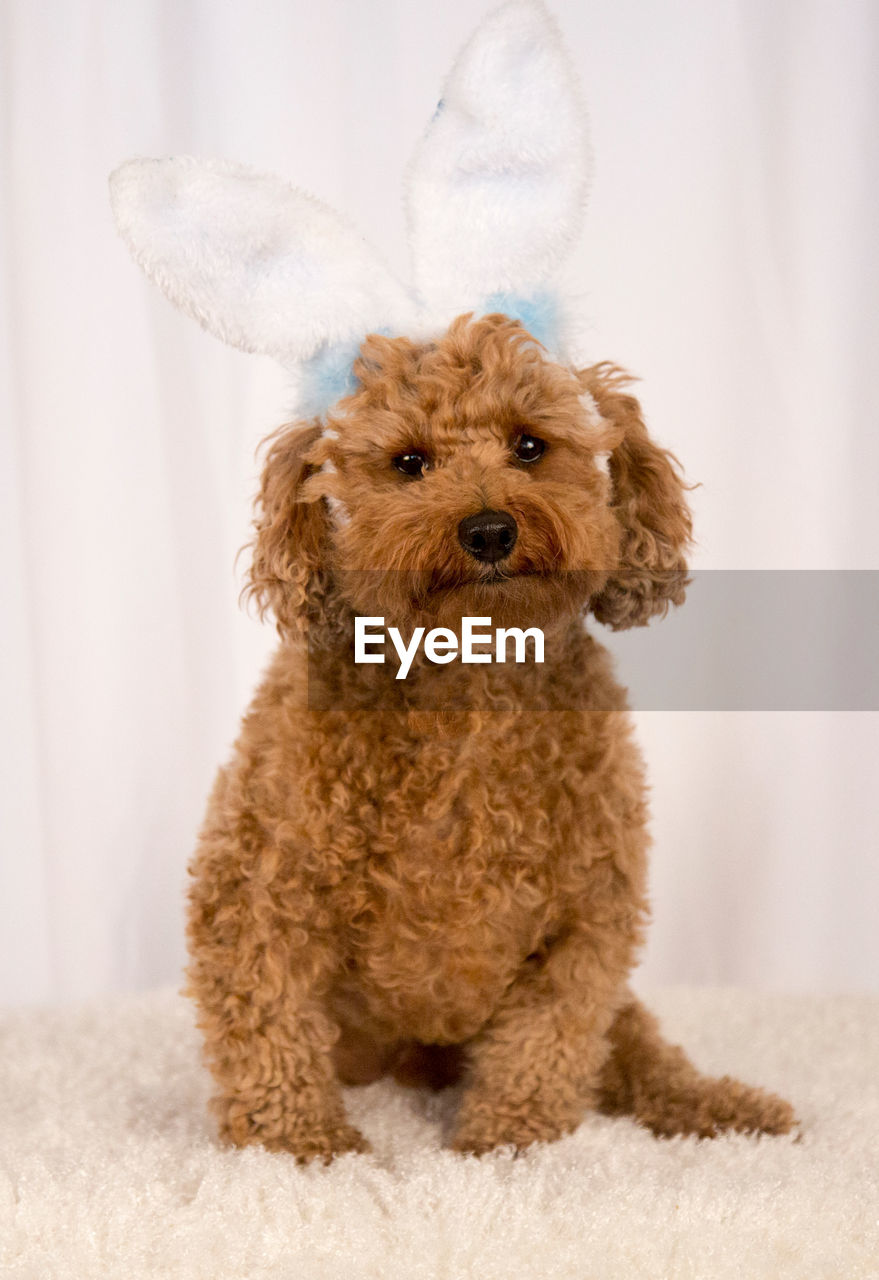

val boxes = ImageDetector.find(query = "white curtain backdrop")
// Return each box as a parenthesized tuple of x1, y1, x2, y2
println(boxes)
(2, 0, 877, 1006)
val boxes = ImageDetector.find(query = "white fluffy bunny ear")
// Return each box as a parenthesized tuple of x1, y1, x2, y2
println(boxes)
(110, 156, 416, 370)
(406, 0, 590, 329)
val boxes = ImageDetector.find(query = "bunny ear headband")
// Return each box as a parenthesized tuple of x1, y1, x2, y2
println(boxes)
(109, 0, 590, 417)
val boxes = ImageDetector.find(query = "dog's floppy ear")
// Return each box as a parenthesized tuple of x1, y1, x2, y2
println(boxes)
(580, 363, 692, 630)
(243, 422, 330, 634)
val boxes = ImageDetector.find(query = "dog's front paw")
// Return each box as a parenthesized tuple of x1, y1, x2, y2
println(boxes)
(450, 1099, 578, 1156)
(270, 1122, 373, 1164)
(215, 1095, 371, 1163)
(232, 1118, 371, 1164)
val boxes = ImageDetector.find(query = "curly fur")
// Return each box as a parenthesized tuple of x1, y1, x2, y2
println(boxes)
(186, 314, 794, 1161)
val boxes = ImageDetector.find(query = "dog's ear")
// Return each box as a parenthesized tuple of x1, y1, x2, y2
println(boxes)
(580, 363, 692, 630)
(243, 421, 329, 635)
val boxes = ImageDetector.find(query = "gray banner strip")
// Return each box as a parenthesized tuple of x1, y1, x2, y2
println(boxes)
(604, 571, 879, 711)
(305, 571, 879, 711)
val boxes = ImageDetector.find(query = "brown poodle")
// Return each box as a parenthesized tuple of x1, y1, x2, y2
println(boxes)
(185, 313, 795, 1162)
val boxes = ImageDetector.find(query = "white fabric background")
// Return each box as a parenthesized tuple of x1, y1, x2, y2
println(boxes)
(1, 0, 877, 1006)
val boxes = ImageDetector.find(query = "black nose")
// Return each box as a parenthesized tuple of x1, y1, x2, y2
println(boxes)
(457, 509, 518, 563)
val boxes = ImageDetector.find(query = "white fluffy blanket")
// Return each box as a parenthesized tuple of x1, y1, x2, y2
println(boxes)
(1, 987, 876, 1279)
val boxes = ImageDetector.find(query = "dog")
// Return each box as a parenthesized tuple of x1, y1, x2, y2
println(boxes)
(184, 312, 795, 1161)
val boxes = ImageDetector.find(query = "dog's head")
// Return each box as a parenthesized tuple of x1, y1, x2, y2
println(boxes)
(246, 313, 691, 637)
(110, 4, 690, 644)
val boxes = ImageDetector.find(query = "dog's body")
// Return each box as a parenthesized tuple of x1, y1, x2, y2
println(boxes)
(185, 317, 795, 1160)
(108, 0, 795, 1168)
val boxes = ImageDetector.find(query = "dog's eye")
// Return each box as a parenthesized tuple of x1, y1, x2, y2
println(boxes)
(512, 433, 546, 464)
(393, 450, 429, 478)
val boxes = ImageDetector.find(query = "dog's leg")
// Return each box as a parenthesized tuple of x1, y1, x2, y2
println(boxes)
(596, 995, 796, 1137)
(450, 904, 640, 1155)
(186, 814, 369, 1163)
(187, 941, 369, 1162)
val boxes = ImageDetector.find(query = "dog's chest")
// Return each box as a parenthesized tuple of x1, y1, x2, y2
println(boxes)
(321, 713, 605, 1041)
(346, 804, 555, 1042)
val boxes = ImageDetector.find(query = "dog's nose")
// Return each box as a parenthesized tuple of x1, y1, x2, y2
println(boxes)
(457, 509, 518, 563)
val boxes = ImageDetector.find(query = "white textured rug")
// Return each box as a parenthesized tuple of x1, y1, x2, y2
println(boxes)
(1, 986, 877, 1279)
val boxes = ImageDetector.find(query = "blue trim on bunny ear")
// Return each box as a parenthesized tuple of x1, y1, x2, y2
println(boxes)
(297, 294, 562, 418)
(298, 324, 407, 418)
(482, 291, 559, 352)
(297, 340, 364, 417)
